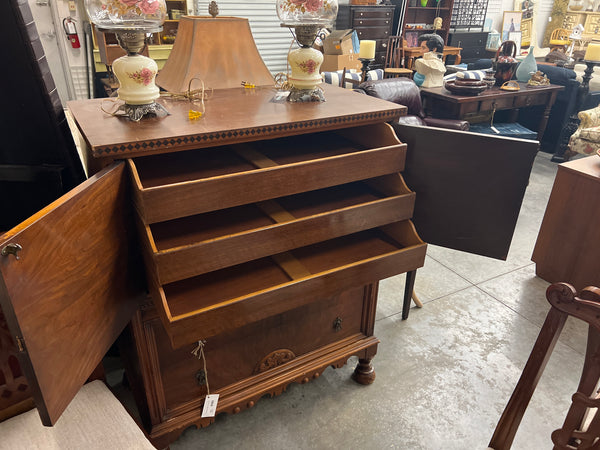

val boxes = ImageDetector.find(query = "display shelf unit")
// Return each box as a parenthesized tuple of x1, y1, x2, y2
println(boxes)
(450, 0, 488, 31)
(401, 0, 455, 45)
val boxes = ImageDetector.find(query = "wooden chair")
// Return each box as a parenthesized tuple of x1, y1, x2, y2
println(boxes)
(340, 67, 362, 89)
(384, 36, 413, 79)
(549, 28, 571, 52)
(489, 283, 600, 449)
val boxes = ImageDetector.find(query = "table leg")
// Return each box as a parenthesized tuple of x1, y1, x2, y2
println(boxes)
(538, 91, 559, 142)
(402, 270, 417, 320)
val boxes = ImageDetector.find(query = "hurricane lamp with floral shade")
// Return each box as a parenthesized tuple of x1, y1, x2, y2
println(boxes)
(85, 0, 169, 120)
(276, 0, 338, 102)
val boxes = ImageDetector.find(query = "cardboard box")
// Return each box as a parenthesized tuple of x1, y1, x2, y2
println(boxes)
(321, 53, 362, 72)
(322, 29, 355, 55)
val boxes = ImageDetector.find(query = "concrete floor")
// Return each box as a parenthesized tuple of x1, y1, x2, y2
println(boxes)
(123, 152, 589, 449)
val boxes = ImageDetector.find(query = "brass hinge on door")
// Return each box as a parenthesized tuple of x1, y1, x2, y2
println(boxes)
(15, 336, 25, 352)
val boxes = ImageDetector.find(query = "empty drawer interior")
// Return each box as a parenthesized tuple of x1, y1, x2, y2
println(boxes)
(163, 223, 424, 319)
(144, 178, 415, 283)
(132, 131, 373, 189)
(149, 179, 408, 251)
(128, 123, 405, 224)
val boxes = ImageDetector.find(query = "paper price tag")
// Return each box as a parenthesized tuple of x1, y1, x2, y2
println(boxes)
(201, 394, 219, 418)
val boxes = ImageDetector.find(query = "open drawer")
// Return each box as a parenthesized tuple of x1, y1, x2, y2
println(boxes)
(128, 123, 405, 224)
(139, 175, 416, 285)
(149, 221, 427, 348)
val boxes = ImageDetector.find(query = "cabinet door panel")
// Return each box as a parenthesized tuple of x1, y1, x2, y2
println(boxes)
(0, 162, 144, 425)
(394, 123, 538, 260)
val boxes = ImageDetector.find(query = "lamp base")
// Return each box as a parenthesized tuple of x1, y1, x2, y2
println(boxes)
(286, 87, 326, 103)
(114, 101, 170, 122)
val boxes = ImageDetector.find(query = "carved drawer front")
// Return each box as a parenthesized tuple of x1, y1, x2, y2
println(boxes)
(139, 176, 416, 285)
(143, 286, 367, 414)
(150, 222, 426, 348)
(128, 123, 406, 224)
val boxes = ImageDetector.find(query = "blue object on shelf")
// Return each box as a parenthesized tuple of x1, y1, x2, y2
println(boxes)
(468, 122, 537, 140)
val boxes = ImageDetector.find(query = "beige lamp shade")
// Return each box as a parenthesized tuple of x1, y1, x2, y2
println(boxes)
(156, 16, 274, 92)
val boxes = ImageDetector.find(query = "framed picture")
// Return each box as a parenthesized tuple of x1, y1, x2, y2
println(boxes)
(519, 0, 534, 19)
(405, 31, 419, 48)
(502, 11, 522, 41)
(483, 18, 493, 32)
(508, 30, 522, 55)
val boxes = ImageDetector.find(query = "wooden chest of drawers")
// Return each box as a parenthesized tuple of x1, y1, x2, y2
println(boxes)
(0, 85, 428, 446)
(336, 5, 395, 68)
(447, 31, 489, 64)
(113, 88, 426, 446)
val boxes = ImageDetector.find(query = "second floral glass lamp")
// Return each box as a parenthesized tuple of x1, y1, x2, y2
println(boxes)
(85, 0, 169, 121)
(277, 0, 338, 102)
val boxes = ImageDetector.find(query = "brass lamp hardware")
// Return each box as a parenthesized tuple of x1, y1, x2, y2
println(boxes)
(195, 369, 207, 386)
(1, 243, 22, 260)
(333, 317, 343, 332)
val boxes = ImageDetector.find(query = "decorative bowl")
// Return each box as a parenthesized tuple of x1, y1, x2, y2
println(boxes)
(443, 80, 487, 96)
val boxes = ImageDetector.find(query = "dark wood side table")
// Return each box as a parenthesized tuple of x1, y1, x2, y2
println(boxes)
(420, 83, 563, 140)
(532, 155, 600, 291)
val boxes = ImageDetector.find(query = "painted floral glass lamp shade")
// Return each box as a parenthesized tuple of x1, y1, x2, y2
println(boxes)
(85, 0, 169, 120)
(276, 0, 338, 102)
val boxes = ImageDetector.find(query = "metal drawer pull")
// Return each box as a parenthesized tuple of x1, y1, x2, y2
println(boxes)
(1, 243, 22, 260)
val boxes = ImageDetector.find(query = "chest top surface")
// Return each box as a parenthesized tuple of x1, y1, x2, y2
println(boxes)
(68, 85, 404, 160)
(561, 155, 600, 181)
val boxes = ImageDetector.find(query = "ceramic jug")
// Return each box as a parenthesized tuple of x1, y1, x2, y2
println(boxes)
(516, 48, 537, 83)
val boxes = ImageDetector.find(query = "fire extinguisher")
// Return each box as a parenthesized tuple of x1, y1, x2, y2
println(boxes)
(63, 17, 81, 48)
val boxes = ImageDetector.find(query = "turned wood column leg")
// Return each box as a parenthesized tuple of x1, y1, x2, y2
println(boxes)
(352, 357, 376, 385)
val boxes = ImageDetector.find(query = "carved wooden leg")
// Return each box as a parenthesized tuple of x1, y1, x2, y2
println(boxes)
(352, 357, 376, 385)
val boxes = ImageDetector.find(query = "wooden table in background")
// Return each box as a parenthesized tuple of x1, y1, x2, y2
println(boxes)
(532, 156, 600, 291)
(403, 45, 462, 69)
(420, 83, 563, 140)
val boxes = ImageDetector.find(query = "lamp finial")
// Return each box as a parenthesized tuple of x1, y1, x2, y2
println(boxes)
(209, 1, 219, 18)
